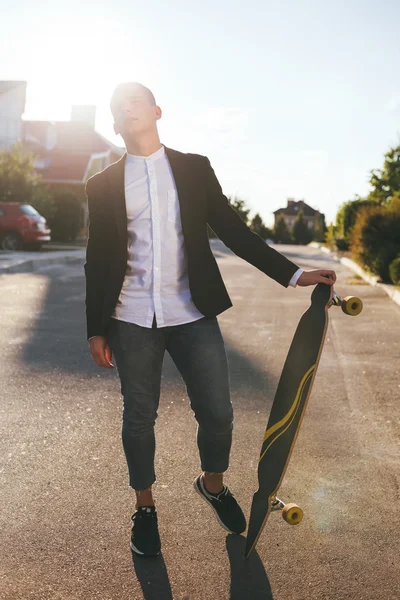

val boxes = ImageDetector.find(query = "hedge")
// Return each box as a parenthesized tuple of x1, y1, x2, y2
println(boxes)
(351, 205, 400, 282)
(389, 257, 400, 285)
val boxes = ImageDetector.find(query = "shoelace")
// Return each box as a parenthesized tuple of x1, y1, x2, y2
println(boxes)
(132, 507, 157, 522)
(213, 486, 232, 502)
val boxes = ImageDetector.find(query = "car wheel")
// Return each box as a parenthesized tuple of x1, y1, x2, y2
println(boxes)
(0, 232, 23, 251)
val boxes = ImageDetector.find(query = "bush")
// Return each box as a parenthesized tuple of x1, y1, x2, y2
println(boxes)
(47, 190, 83, 242)
(335, 238, 349, 251)
(273, 215, 293, 244)
(250, 213, 273, 240)
(0, 142, 40, 204)
(293, 211, 314, 245)
(389, 257, 400, 285)
(313, 213, 327, 243)
(325, 224, 337, 250)
(336, 198, 378, 240)
(31, 185, 57, 222)
(351, 204, 400, 282)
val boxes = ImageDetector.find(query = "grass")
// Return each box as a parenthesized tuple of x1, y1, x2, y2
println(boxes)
(345, 274, 370, 286)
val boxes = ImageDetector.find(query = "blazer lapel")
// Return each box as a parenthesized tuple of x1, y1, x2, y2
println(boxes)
(164, 145, 192, 236)
(107, 152, 128, 245)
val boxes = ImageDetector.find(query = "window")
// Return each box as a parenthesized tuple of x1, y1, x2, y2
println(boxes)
(19, 205, 40, 216)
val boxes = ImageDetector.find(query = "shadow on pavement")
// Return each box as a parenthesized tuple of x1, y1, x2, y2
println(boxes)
(18, 265, 275, 400)
(132, 534, 273, 600)
(131, 552, 173, 600)
(227, 534, 273, 599)
(129, 535, 273, 600)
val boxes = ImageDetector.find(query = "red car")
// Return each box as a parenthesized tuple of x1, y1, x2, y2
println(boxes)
(0, 202, 51, 251)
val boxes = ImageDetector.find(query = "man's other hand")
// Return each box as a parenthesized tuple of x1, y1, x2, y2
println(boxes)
(88, 336, 114, 368)
(297, 269, 336, 287)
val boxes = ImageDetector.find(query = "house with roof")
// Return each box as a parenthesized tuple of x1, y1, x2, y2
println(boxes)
(22, 112, 123, 199)
(0, 80, 123, 231)
(273, 198, 324, 231)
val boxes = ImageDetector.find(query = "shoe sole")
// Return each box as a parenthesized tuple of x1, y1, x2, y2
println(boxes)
(130, 540, 161, 556)
(193, 477, 243, 534)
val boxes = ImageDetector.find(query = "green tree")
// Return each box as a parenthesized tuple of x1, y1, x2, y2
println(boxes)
(325, 223, 337, 250)
(313, 213, 327, 243)
(351, 203, 400, 282)
(333, 142, 400, 248)
(273, 214, 293, 244)
(47, 190, 83, 242)
(0, 142, 41, 204)
(388, 190, 400, 210)
(249, 212, 273, 239)
(208, 195, 251, 239)
(228, 195, 251, 224)
(31, 184, 57, 223)
(389, 257, 400, 285)
(207, 196, 250, 238)
(336, 196, 378, 241)
(293, 211, 313, 245)
(369, 143, 400, 204)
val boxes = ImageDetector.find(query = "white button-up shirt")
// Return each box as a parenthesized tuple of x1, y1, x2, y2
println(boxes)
(111, 144, 206, 328)
(90, 143, 303, 337)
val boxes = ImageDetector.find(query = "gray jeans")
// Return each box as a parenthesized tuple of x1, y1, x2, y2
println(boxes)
(106, 315, 233, 491)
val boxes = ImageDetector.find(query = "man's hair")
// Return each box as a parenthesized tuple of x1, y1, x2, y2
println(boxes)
(110, 82, 156, 117)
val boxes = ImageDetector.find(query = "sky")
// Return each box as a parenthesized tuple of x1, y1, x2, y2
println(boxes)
(1, 0, 400, 226)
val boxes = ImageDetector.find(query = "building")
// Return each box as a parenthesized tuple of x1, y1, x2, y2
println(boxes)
(0, 80, 123, 231)
(0, 81, 27, 150)
(22, 114, 123, 202)
(273, 198, 324, 231)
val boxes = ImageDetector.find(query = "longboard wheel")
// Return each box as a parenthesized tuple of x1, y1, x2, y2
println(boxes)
(282, 503, 303, 525)
(341, 296, 363, 316)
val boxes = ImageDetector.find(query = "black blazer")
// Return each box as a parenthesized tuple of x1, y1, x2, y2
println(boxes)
(84, 145, 300, 340)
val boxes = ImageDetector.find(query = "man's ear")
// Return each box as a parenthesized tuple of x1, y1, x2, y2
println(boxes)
(113, 122, 119, 135)
(155, 106, 162, 121)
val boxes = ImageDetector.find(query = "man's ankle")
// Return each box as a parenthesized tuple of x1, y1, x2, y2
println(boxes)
(135, 486, 155, 508)
(202, 472, 224, 494)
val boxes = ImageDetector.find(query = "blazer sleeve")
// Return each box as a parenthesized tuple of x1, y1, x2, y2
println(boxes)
(84, 176, 109, 340)
(203, 156, 300, 287)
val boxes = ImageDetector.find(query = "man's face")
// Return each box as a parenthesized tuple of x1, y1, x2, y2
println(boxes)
(112, 85, 161, 138)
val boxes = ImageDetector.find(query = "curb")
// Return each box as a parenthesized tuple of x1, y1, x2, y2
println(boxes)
(309, 243, 400, 308)
(309, 241, 340, 261)
(340, 257, 400, 307)
(0, 251, 85, 275)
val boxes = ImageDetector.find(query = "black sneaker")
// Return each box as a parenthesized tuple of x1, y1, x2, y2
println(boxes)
(193, 475, 247, 534)
(130, 506, 161, 556)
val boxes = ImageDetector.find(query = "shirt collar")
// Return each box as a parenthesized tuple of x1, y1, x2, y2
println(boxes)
(126, 144, 165, 164)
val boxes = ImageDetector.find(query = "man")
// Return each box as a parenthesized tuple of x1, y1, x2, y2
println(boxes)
(85, 82, 336, 557)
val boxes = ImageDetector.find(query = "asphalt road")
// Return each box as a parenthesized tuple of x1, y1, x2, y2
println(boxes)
(1, 243, 399, 600)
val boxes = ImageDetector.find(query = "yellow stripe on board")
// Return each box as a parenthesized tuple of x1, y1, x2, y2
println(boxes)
(263, 365, 315, 443)
(259, 365, 315, 462)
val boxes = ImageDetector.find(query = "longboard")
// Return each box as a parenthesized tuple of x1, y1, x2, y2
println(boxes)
(244, 283, 362, 558)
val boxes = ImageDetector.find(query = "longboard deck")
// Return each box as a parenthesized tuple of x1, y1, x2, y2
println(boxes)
(245, 283, 333, 558)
